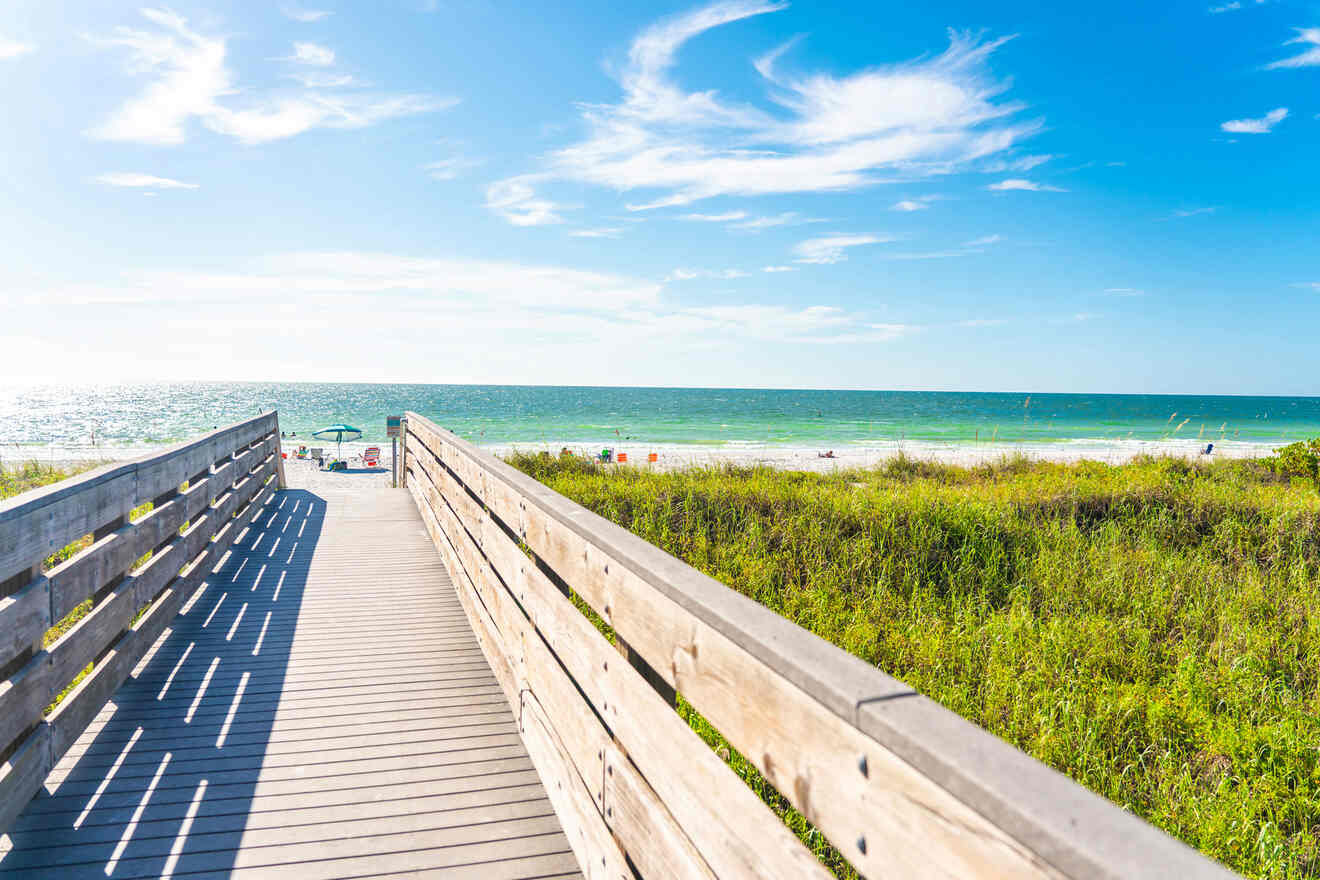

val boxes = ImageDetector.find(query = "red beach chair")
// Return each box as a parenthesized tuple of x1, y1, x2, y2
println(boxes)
(363, 446, 381, 468)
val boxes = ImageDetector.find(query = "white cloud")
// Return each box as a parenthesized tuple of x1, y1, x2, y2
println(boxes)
(0, 38, 35, 59)
(486, 176, 564, 226)
(87, 10, 447, 145)
(1266, 28, 1320, 68)
(569, 228, 624, 238)
(731, 211, 820, 230)
(23, 252, 661, 309)
(93, 172, 199, 189)
(793, 234, 889, 264)
(7, 252, 911, 352)
(1103, 287, 1144, 296)
(1292, 282, 1320, 291)
(762, 265, 797, 272)
(1209, 2, 1241, 12)
(423, 156, 482, 180)
(677, 305, 912, 343)
(1220, 106, 1288, 133)
(488, 4, 1038, 224)
(983, 153, 1053, 172)
(892, 195, 943, 212)
(281, 5, 333, 22)
(1168, 206, 1217, 219)
(680, 211, 748, 222)
(987, 178, 1066, 192)
(287, 71, 357, 88)
(290, 41, 334, 66)
(963, 234, 1001, 247)
(678, 209, 819, 229)
(664, 267, 750, 281)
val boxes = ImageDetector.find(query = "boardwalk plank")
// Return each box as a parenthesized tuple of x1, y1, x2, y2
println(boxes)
(0, 481, 581, 879)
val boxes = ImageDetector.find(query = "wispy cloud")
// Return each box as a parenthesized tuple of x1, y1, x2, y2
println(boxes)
(1166, 206, 1217, 219)
(731, 211, 822, 230)
(1210, 0, 1265, 12)
(665, 267, 751, 281)
(762, 265, 797, 272)
(281, 5, 332, 22)
(93, 172, 199, 189)
(987, 178, 1066, 192)
(677, 208, 821, 230)
(87, 10, 448, 145)
(680, 210, 747, 222)
(1220, 106, 1288, 133)
(892, 194, 942, 212)
(423, 156, 483, 180)
(486, 176, 564, 226)
(1266, 29, 1320, 69)
(678, 305, 913, 343)
(287, 71, 357, 88)
(569, 227, 624, 238)
(0, 38, 35, 59)
(983, 153, 1054, 172)
(1292, 282, 1320, 291)
(793, 234, 889, 264)
(488, 3, 1038, 224)
(964, 234, 1001, 247)
(289, 42, 335, 66)
(1103, 287, 1144, 296)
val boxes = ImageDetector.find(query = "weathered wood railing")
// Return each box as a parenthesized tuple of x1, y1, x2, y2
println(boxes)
(403, 411, 1236, 880)
(0, 413, 283, 830)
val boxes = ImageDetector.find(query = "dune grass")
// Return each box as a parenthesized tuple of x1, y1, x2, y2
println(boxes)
(507, 450, 1320, 879)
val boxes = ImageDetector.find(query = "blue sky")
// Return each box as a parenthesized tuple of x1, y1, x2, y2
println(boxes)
(0, 0, 1317, 393)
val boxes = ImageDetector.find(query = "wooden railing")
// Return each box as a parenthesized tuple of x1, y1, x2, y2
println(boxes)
(0, 413, 283, 831)
(403, 411, 1237, 880)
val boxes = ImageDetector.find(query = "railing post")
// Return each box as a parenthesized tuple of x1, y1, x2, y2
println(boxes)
(399, 416, 408, 489)
(271, 411, 287, 489)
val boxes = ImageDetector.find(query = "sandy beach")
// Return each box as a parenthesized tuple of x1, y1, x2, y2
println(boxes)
(6, 435, 1279, 475)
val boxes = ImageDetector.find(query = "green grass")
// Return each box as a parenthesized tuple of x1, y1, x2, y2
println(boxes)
(507, 450, 1320, 879)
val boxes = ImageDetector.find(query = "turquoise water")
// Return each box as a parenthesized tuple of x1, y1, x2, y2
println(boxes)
(2, 383, 1318, 456)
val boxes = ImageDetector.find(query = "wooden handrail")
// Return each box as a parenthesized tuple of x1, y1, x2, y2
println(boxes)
(0, 412, 283, 831)
(403, 411, 1237, 880)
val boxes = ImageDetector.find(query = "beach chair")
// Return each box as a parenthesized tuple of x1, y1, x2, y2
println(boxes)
(363, 446, 381, 468)
(310, 447, 324, 467)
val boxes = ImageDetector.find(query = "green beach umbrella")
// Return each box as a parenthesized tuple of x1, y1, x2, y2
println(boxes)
(311, 424, 363, 460)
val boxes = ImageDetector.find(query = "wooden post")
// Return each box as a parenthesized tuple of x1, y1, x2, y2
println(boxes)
(391, 436, 398, 488)
(271, 411, 287, 489)
(399, 417, 408, 489)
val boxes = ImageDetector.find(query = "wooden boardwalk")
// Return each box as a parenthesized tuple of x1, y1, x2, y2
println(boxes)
(0, 476, 580, 878)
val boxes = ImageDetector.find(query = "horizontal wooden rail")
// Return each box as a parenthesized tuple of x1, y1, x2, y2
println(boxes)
(0, 412, 284, 831)
(402, 411, 1238, 880)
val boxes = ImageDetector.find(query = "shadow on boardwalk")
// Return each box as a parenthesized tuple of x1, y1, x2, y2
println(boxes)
(0, 484, 581, 879)
(0, 490, 321, 877)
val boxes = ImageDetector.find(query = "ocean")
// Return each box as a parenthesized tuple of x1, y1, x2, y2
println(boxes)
(2, 383, 1317, 465)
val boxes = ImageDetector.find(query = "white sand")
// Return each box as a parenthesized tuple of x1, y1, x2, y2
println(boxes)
(485, 438, 1274, 473)
(7, 437, 1276, 475)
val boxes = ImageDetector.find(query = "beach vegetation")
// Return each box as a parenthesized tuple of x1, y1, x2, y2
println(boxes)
(509, 448, 1320, 879)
